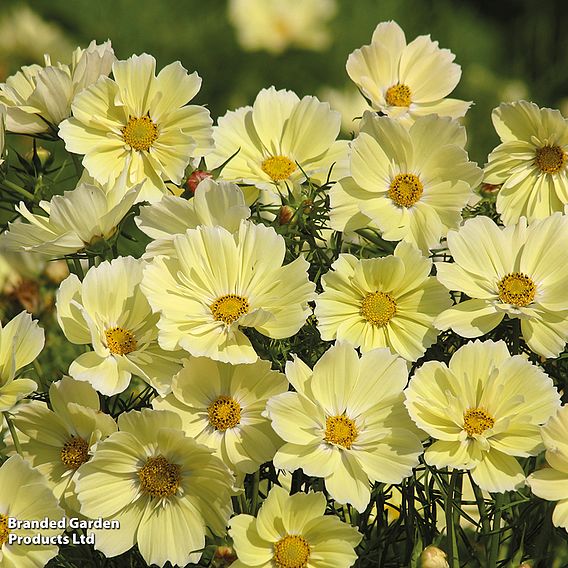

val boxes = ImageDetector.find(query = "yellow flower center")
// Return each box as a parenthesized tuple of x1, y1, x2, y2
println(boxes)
(497, 272, 536, 307)
(208, 395, 241, 431)
(463, 408, 495, 437)
(138, 455, 181, 499)
(105, 326, 137, 355)
(60, 436, 90, 470)
(261, 156, 297, 181)
(535, 145, 566, 174)
(274, 534, 311, 568)
(388, 173, 424, 207)
(0, 514, 10, 547)
(324, 414, 358, 449)
(210, 294, 250, 325)
(361, 291, 397, 327)
(385, 83, 412, 107)
(122, 115, 158, 151)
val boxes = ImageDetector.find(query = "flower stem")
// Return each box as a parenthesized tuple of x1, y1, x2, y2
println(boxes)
(3, 412, 23, 456)
(446, 469, 461, 568)
(250, 470, 260, 515)
(488, 493, 504, 567)
(2, 179, 35, 200)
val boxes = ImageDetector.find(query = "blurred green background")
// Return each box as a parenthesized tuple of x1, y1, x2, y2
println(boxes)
(1, 0, 567, 164)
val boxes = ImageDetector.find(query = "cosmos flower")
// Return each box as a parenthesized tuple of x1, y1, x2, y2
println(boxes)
(59, 53, 213, 202)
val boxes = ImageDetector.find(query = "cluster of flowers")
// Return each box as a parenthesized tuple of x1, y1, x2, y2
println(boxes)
(0, 20, 567, 568)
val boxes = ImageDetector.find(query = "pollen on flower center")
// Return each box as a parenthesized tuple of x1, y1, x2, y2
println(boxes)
(535, 145, 566, 174)
(273, 534, 311, 568)
(388, 173, 424, 207)
(497, 272, 536, 307)
(208, 395, 242, 431)
(60, 436, 90, 470)
(210, 294, 250, 325)
(324, 414, 358, 449)
(385, 83, 412, 107)
(122, 115, 158, 151)
(0, 514, 10, 547)
(361, 291, 397, 327)
(105, 326, 137, 355)
(261, 155, 297, 181)
(138, 455, 181, 499)
(463, 408, 495, 437)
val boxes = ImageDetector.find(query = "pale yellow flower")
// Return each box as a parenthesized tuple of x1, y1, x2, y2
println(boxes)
(0, 311, 43, 413)
(59, 53, 213, 202)
(266, 342, 423, 512)
(527, 405, 568, 531)
(141, 221, 316, 364)
(315, 242, 452, 361)
(153, 356, 287, 474)
(56, 256, 183, 396)
(435, 214, 568, 358)
(228, 0, 337, 54)
(1, 168, 142, 257)
(0, 40, 115, 135)
(405, 340, 560, 492)
(135, 178, 250, 259)
(229, 485, 361, 568)
(484, 100, 568, 224)
(346, 21, 470, 125)
(13, 376, 117, 509)
(75, 408, 234, 567)
(208, 87, 348, 207)
(0, 455, 64, 568)
(329, 112, 482, 253)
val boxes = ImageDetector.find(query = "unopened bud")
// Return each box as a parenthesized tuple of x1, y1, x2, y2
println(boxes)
(44, 260, 70, 284)
(186, 170, 213, 193)
(212, 545, 237, 567)
(479, 182, 501, 196)
(25, 146, 52, 169)
(420, 545, 449, 568)
(278, 205, 295, 225)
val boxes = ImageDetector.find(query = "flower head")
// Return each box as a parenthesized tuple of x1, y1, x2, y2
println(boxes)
(153, 356, 287, 474)
(141, 221, 316, 364)
(315, 242, 452, 361)
(329, 112, 482, 253)
(228, 0, 337, 54)
(208, 87, 348, 206)
(56, 256, 184, 396)
(1, 168, 142, 258)
(0, 311, 43, 413)
(59, 53, 213, 202)
(484, 101, 568, 224)
(0, 40, 115, 135)
(266, 342, 423, 512)
(405, 340, 561, 492)
(0, 455, 65, 568)
(13, 376, 117, 509)
(135, 178, 250, 259)
(74, 408, 234, 567)
(527, 405, 568, 531)
(435, 213, 568, 358)
(229, 485, 361, 568)
(346, 21, 470, 125)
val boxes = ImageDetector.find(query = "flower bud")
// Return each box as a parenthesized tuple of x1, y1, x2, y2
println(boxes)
(186, 170, 213, 193)
(212, 545, 237, 567)
(278, 205, 295, 225)
(419, 545, 449, 568)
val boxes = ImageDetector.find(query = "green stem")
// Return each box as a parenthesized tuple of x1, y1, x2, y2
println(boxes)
(250, 469, 260, 515)
(2, 179, 35, 200)
(3, 413, 23, 456)
(72, 258, 84, 280)
(70, 153, 83, 178)
(488, 493, 504, 567)
(446, 469, 461, 568)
